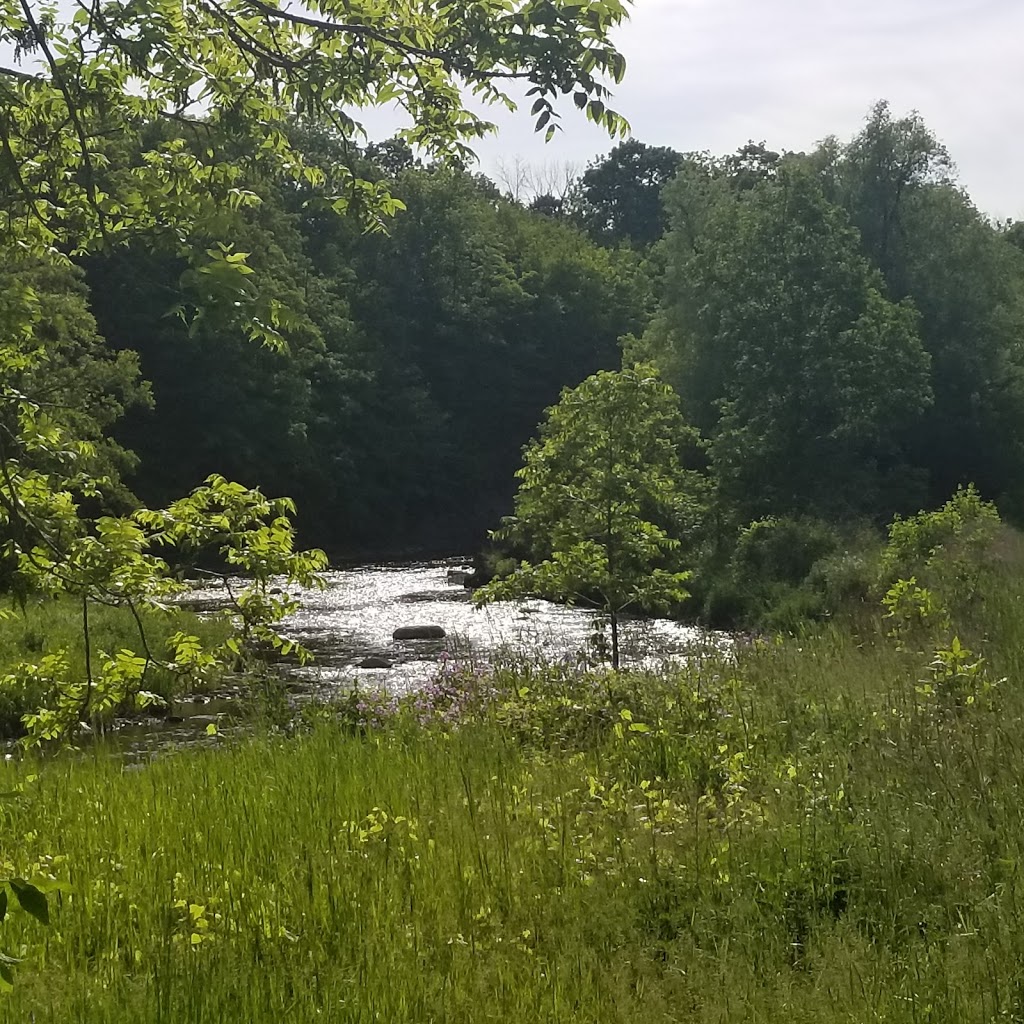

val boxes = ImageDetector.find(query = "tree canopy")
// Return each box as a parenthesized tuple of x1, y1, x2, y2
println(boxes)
(646, 159, 933, 524)
(566, 139, 685, 248)
(1, 0, 630, 260)
(477, 365, 703, 668)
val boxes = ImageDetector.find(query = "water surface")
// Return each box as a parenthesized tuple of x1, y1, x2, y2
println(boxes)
(188, 558, 713, 694)
(95, 558, 716, 757)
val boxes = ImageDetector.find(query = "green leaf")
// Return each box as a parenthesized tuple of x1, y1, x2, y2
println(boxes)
(0, 889, 6, 922)
(9, 879, 49, 925)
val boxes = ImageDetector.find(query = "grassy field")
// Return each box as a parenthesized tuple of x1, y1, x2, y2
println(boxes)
(3, 571, 1024, 1022)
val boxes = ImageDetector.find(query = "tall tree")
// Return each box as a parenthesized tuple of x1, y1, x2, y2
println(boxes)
(648, 161, 933, 524)
(826, 104, 1024, 510)
(568, 139, 685, 248)
(828, 101, 953, 291)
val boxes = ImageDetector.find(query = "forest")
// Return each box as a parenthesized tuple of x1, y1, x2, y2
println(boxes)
(4, 0, 1024, 1020)
(26, 102, 1024, 627)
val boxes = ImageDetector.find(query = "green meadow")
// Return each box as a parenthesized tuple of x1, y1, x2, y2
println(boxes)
(4, 568, 1024, 1023)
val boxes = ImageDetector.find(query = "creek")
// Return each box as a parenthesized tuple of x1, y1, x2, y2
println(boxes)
(107, 558, 716, 757)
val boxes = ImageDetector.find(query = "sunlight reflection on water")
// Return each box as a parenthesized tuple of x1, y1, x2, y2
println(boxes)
(187, 558, 718, 694)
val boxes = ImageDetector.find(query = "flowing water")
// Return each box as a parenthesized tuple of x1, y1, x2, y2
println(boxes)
(188, 558, 713, 692)
(100, 558, 718, 757)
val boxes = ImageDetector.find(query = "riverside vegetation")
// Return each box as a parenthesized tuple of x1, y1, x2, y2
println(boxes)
(4, 0, 1024, 1019)
(3, 491, 1024, 1021)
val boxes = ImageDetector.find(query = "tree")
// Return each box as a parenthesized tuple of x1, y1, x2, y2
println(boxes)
(827, 101, 953, 291)
(567, 139, 685, 248)
(0, 0, 630, 267)
(303, 163, 649, 548)
(476, 366, 703, 669)
(1003, 221, 1024, 255)
(646, 161, 933, 525)
(824, 105, 1024, 510)
(0, 258, 151, 508)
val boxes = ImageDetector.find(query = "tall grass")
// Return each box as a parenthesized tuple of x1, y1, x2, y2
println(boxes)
(0, 597, 232, 736)
(3, 576, 1024, 1021)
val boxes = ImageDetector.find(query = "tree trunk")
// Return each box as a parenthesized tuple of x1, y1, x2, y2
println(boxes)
(610, 610, 619, 670)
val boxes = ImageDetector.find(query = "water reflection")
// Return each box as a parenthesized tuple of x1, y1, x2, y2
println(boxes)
(186, 558, 715, 695)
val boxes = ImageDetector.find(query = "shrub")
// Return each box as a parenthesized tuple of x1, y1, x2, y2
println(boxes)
(732, 517, 840, 588)
(879, 485, 1000, 621)
(806, 544, 879, 610)
(704, 517, 840, 629)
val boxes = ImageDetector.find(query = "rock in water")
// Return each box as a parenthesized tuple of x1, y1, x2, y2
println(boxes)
(359, 656, 392, 669)
(393, 625, 446, 640)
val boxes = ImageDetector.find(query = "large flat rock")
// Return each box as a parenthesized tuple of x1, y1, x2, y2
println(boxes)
(392, 625, 447, 640)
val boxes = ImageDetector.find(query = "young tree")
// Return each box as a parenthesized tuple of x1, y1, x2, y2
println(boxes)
(476, 365, 703, 669)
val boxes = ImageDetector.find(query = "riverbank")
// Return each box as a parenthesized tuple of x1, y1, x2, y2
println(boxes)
(0, 559, 713, 750)
(0, 598, 233, 740)
(4, 577, 1024, 1021)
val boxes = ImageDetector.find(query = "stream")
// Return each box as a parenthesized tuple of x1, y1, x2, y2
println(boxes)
(103, 558, 718, 757)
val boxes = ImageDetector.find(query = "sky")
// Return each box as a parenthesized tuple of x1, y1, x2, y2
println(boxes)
(363, 0, 1024, 220)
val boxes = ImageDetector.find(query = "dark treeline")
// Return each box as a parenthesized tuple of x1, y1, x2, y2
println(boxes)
(80, 134, 648, 556)
(20, 102, 1024, 600)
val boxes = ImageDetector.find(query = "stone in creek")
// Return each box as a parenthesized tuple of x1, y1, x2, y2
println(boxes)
(359, 656, 392, 669)
(393, 625, 446, 640)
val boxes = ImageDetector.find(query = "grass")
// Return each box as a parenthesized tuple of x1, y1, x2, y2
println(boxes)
(2, 574, 1024, 1021)
(0, 596, 233, 737)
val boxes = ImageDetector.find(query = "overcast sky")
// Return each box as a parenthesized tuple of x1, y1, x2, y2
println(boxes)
(364, 0, 1023, 220)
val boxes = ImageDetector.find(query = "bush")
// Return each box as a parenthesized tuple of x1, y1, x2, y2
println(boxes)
(0, 598, 232, 738)
(759, 586, 828, 633)
(879, 485, 1001, 620)
(700, 517, 840, 629)
(732, 517, 840, 588)
(806, 539, 879, 610)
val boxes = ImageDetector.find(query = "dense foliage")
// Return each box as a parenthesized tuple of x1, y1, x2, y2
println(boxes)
(4, 96, 1024, 664)
(84, 157, 647, 552)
